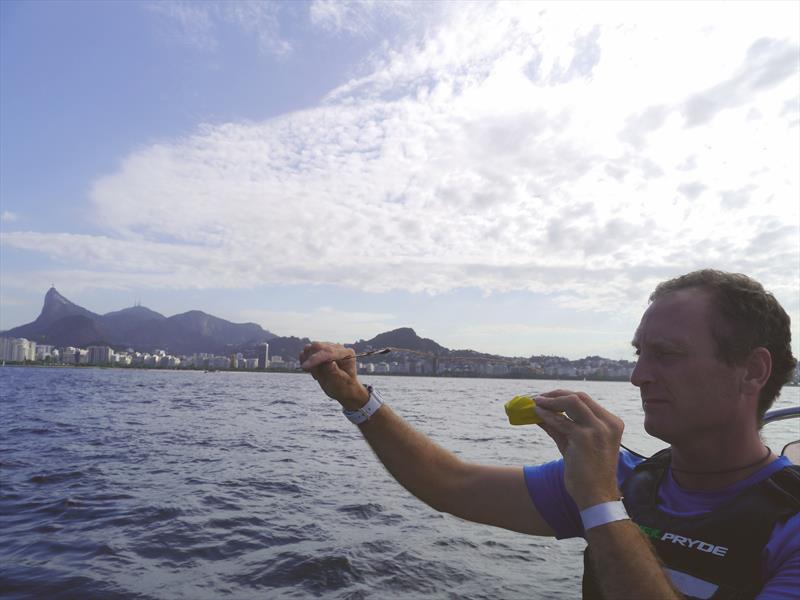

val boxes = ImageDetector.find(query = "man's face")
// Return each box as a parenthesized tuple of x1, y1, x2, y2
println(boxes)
(630, 288, 750, 444)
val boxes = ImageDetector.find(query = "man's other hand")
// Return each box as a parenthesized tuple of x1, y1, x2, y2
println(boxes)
(534, 390, 624, 510)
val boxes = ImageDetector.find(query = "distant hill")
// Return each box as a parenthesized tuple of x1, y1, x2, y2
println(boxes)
(1, 288, 277, 355)
(352, 327, 448, 355)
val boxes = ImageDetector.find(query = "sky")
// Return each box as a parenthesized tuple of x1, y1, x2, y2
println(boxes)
(1, 0, 798, 360)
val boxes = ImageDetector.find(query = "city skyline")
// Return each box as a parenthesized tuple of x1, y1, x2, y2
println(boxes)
(2, 1, 798, 361)
(0, 286, 632, 362)
(0, 335, 641, 381)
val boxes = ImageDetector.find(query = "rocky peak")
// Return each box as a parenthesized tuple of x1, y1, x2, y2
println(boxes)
(37, 287, 99, 327)
(44, 286, 70, 306)
(359, 327, 448, 354)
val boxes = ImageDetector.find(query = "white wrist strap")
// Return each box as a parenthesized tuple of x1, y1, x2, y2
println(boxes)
(343, 385, 384, 425)
(580, 500, 629, 531)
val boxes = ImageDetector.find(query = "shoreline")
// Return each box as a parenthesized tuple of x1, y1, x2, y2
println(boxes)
(3, 362, 799, 386)
(0, 362, 634, 382)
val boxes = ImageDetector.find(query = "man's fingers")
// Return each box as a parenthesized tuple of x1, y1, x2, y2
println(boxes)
(537, 420, 569, 455)
(536, 391, 624, 444)
(535, 393, 596, 425)
(572, 391, 615, 421)
(300, 342, 354, 371)
(536, 403, 573, 430)
(299, 342, 320, 365)
(539, 389, 576, 398)
(537, 390, 616, 424)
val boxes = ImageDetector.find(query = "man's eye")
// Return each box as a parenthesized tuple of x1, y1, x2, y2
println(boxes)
(655, 348, 679, 357)
(636, 348, 680, 358)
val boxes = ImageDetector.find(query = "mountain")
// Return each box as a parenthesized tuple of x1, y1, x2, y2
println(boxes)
(352, 327, 448, 355)
(2, 288, 276, 355)
(98, 306, 167, 349)
(157, 311, 276, 355)
(102, 305, 166, 325)
(6, 288, 101, 341)
(45, 315, 109, 348)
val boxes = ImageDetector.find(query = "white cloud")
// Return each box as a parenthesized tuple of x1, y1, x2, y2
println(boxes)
(222, 1, 291, 57)
(309, 0, 423, 36)
(1, 211, 18, 223)
(682, 37, 800, 127)
(5, 1, 799, 319)
(147, 1, 291, 57)
(147, 1, 218, 51)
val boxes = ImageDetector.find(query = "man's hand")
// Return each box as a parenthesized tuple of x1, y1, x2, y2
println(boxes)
(299, 342, 369, 410)
(535, 392, 681, 599)
(534, 390, 624, 509)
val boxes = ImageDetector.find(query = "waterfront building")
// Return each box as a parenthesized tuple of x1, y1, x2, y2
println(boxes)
(556, 365, 578, 377)
(1, 337, 37, 362)
(113, 353, 132, 366)
(257, 343, 269, 369)
(87, 346, 113, 365)
(35, 344, 55, 360)
(60, 346, 79, 364)
(210, 356, 230, 369)
(0, 337, 12, 361)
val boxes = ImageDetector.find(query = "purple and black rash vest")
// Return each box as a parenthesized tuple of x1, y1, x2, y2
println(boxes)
(524, 451, 800, 599)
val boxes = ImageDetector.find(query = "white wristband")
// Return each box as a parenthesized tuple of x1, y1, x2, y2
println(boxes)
(580, 500, 629, 531)
(343, 385, 384, 425)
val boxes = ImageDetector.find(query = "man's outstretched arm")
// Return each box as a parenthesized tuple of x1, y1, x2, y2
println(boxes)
(300, 341, 555, 537)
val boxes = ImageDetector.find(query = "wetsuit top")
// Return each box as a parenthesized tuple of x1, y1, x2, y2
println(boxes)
(524, 451, 800, 599)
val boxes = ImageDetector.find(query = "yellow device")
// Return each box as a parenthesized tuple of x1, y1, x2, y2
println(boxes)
(504, 395, 544, 425)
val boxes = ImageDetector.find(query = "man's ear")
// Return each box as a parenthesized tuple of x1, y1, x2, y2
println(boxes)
(741, 347, 772, 396)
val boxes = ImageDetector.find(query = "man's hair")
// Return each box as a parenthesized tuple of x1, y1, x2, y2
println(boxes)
(650, 269, 797, 422)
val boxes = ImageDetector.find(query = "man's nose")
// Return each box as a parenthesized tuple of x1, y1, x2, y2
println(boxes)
(630, 356, 653, 387)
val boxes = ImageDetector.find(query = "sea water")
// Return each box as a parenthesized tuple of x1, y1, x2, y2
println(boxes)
(1, 367, 797, 599)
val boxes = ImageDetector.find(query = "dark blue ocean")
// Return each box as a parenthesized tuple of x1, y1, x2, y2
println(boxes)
(1, 367, 798, 599)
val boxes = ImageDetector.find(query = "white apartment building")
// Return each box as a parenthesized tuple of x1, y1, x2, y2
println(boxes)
(60, 347, 80, 364)
(0, 337, 37, 362)
(35, 344, 55, 360)
(112, 353, 132, 366)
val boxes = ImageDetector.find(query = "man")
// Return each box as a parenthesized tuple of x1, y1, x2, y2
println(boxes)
(300, 270, 799, 599)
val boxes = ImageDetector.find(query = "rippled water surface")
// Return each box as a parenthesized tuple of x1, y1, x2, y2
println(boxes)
(1, 367, 797, 599)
